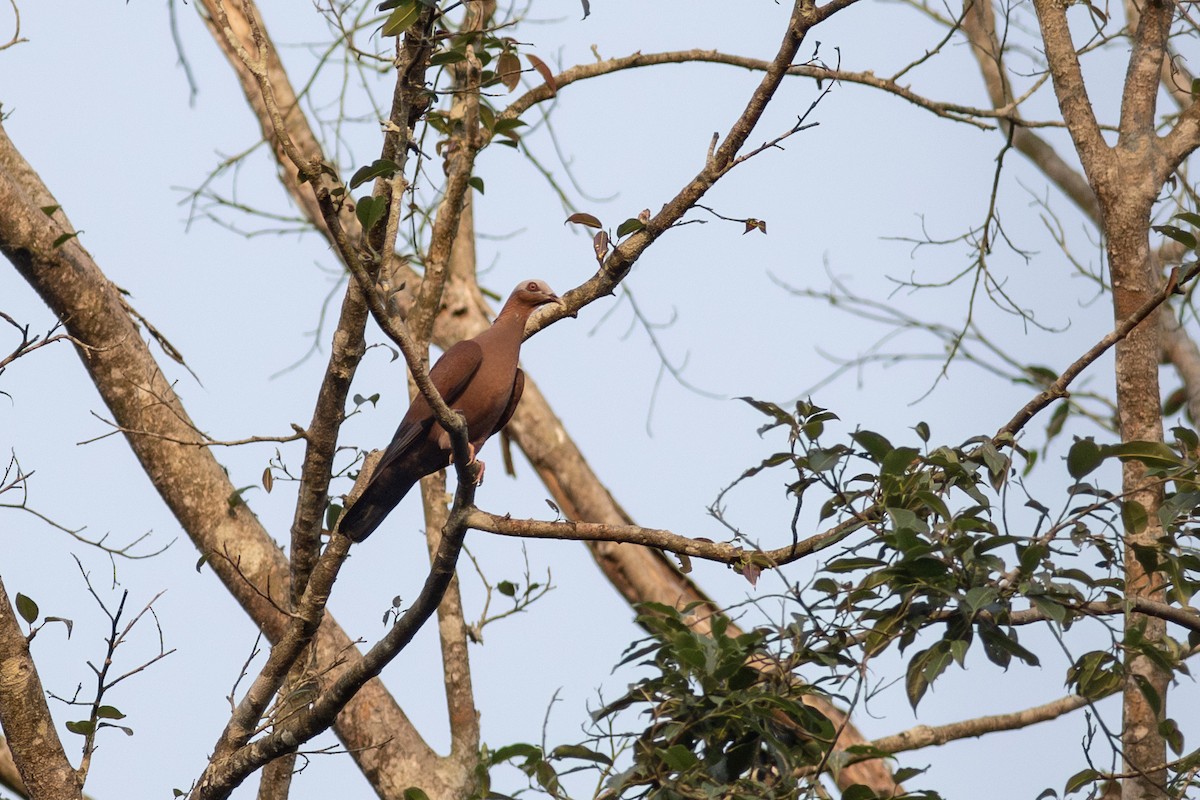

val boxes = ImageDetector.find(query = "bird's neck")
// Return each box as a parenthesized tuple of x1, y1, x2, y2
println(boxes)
(493, 306, 533, 333)
(477, 307, 530, 351)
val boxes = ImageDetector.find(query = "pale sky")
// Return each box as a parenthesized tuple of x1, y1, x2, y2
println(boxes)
(1, 1, 1178, 798)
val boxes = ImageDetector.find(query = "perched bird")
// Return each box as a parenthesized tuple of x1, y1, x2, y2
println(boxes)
(339, 279, 561, 542)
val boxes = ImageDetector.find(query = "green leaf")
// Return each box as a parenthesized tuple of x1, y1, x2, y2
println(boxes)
(381, 1, 421, 36)
(326, 502, 343, 532)
(905, 644, 951, 709)
(963, 586, 999, 616)
(66, 720, 95, 736)
(842, 785, 878, 800)
(468, 176, 484, 194)
(349, 159, 400, 191)
(1104, 440, 1184, 469)
(40, 205, 60, 216)
(1153, 224, 1198, 250)
(892, 766, 928, 783)
(533, 759, 560, 793)
(1174, 211, 1200, 228)
(428, 49, 467, 66)
(550, 744, 613, 765)
(489, 742, 541, 764)
(402, 789, 431, 800)
(492, 117, 527, 137)
(356, 195, 387, 234)
(227, 485, 256, 509)
(913, 421, 930, 442)
(497, 580, 517, 597)
(1031, 594, 1068, 625)
(851, 430, 893, 461)
(14, 593, 38, 625)
(658, 744, 698, 771)
(96, 705, 126, 720)
(616, 217, 646, 238)
(1067, 650, 1122, 699)
(1064, 768, 1099, 795)
(824, 556, 886, 573)
(52, 231, 80, 249)
(1067, 437, 1104, 480)
(1158, 717, 1184, 756)
(1121, 500, 1148, 535)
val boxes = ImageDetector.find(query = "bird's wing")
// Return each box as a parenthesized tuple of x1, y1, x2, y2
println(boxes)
(371, 340, 484, 474)
(488, 367, 524, 439)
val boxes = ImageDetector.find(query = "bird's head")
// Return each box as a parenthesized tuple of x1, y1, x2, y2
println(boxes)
(509, 279, 562, 310)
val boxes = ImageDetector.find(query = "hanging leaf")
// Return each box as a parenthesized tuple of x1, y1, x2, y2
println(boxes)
(262, 467, 274, 494)
(1066, 437, 1103, 479)
(497, 51, 521, 92)
(1153, 224, 1197, 250)
(593, 230, 610, 264)
(742, 218, 767, 235)
(526, 54, 557, 95)
(356, 195, 387, 234)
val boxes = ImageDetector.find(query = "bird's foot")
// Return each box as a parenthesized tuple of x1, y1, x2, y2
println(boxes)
(449, 444, 485, 485)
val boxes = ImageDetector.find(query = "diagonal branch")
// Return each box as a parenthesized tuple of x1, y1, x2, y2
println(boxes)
(1029, 0, 1111, 182)
(0, 578, 82, 800)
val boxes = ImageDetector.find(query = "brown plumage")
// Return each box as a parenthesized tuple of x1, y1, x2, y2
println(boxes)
(339, 279, 561, 543)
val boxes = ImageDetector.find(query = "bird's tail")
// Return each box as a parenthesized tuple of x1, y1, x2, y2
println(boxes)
(338, 475, 417, 543)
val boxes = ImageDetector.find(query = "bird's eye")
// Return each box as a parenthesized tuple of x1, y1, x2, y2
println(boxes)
(527, 281, 539, 291)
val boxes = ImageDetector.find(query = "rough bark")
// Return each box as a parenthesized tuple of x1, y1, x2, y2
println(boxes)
(1029, 0, 1179, 794)
(0, 579, 81, 800)
(0, 121, 447, 800)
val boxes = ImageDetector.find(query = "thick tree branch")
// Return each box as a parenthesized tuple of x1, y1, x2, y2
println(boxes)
(961, 0, 1101, 221)
(0, 120, 446, 800)
(1030, 0, 1112, 183)
(465, 508, 865, 569)
(868, 694, 1090, 758)
(0, 578, 82, 800)
(193, 486, 475, 800)
(1118, 0, 1173, 141)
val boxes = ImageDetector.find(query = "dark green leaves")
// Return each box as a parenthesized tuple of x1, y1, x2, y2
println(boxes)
(325, 502, 343, 532)
(356, 195, 387, 235)
(1067, 650, 1122, 699)
(1067, 437, 1102, 479)
(615, 217, 645, 238)
(1152, 224, 1196, 250)
(52, 231, 80, 249)
(15, 592, 38, 624)
(905, 642, 952, 709)
(348, 159, 399, 191)
(381, 0, 421, 36)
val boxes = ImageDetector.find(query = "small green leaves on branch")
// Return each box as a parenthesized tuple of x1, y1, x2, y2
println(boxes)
(380, 1, 422, 36)
(348, 159, 400, 191)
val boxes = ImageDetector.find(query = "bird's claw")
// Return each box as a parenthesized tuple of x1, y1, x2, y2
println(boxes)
(449, 444, 485, 486)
